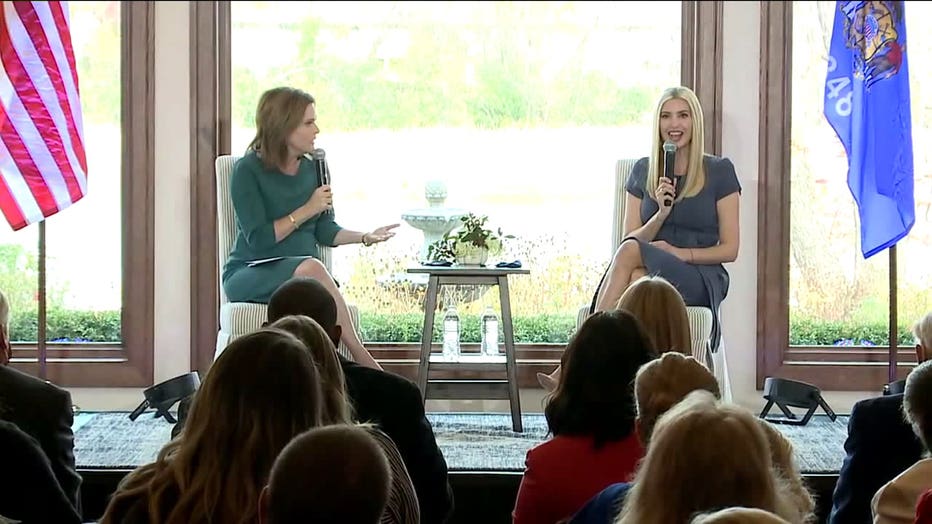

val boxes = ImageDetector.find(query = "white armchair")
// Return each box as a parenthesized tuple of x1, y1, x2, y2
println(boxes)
(574, 157, 728, 397)
(214, 155, 359, 361)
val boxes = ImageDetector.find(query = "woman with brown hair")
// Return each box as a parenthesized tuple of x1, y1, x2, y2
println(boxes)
(222, 86, 399, 371)
(513, 310, 657, 524)
(100, 328, 324, 524)
(540, 275, 692, 391)
(268, 314, 421, 524)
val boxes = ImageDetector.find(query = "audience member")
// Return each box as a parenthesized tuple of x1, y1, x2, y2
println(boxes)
(512, 310, 657, 524)
(0, 419, 81, 524)
(538, 275, 693, 391)
(259, 424, 392, 524)
(0, 290, 82, 514)
(269, 313, 420, 524)
(756, 419, 816, 523)
(100, 328, 323, 524)
(872, 360, 932, 524)
(615, 390, 798, 524)
(267, 276, 452, 523)
(690, 507, 791, 524)
(830, 311, 932, 524)
(569, 352, 720, 524)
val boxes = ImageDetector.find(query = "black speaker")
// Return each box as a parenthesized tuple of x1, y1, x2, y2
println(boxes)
(759, 377, 837, 426)
(129, 372, 200, 424)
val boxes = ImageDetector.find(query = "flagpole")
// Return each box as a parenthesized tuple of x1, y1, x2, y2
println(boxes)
(888, 245, 898, 384)
(37, 220, 47, 380)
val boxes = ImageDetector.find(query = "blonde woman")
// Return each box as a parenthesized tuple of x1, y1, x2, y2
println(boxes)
(540, 275, 692, 391)
(269, 314, 421, 524)
(100, 328, 324, 524)
(589, 86, 740, 350)
(615, 390, 798, 524)
(569, 352, 719, 524)
(756, 420, 816, 523)
(691, 508, 791, 524)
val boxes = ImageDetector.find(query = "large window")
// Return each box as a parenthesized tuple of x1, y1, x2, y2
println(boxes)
(230, 1, 683, 344)
(758, 2, 931, 390)
(5, 2, 154, 386)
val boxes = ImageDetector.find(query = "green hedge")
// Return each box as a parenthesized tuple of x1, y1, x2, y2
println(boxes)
(788, 317, 915, 347)
(6, 309, 917, 347)
(359, 312, 576, 344)
(10, 309, 121, 343)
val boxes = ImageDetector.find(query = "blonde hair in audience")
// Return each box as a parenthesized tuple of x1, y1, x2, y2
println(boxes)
(914, 311, 932, 349)
(634, 351, 719, 445)
(616, 390, 796, 524)
(691, 507, 791, 524)
(269, 314, 353, 423)
(100, 328, 323, 524)
(756, 419, 816, 523)
(616, 275, 691, 356)
(904, 360, 932, 449)
(647, 86, 706, 200)
(0, 289, 9, 329)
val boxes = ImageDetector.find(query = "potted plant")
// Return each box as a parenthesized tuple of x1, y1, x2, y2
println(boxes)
(427, 213, 513, 266)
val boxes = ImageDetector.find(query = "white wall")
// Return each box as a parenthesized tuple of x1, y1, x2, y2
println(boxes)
(71, 1, 876, 412)
(70, 1, 191, 410)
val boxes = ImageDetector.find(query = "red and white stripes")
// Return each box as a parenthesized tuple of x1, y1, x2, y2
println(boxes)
(0, 1, 87, 231)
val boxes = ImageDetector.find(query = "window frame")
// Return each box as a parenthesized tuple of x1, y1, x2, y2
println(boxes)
(9, 0, 155, 387)
(756, 1, 916, 391)
(189, 1, 724, 374)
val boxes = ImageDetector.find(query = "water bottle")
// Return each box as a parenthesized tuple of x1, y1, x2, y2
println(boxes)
(481, 306, 500, 356)
(442, 305, 460, 361)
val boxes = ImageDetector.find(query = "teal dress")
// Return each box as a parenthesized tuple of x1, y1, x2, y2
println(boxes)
(222, 151, 342, 303)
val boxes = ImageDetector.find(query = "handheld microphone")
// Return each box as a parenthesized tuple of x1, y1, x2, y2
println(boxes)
(662, 141, 676, 207)
(311, 148, 332, 215)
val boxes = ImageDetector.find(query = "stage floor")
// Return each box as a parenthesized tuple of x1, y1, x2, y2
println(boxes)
(73, 411, 849, 474)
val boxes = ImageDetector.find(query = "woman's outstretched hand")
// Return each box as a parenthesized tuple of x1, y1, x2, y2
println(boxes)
(364, 224, 400, 245)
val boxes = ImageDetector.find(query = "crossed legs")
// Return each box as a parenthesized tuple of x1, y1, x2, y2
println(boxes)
(537, 239, 648, 391)
(293, 258, 383, 371)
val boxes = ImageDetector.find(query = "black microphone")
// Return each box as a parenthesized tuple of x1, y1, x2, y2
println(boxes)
(311, 148, 332, 215)
(662, 141, 676, 207)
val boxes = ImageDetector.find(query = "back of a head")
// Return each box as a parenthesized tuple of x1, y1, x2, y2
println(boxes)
(616, 275, 692, 355)
(904, 360, 932, 448)
(265, 424, 391, 524)
(914, 311, 932, 350)
(618, 391, 780, 524)
(0, 289, 9, 330)
(268, 314, 351, 424)
(267, 277, 337, 331)
(755, 419, 815, 522)
(634, 351, 720, 445)
(690, 507, 791, 524)
(545, 309, 657, 446)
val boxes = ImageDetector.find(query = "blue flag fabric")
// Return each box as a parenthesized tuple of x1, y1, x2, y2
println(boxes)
(824, 1, 914, 259)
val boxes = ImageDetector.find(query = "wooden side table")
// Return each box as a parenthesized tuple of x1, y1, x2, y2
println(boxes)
(407, 265, 530, 432)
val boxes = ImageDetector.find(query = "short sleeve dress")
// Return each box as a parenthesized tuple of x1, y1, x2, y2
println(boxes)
(591, 154, 741, 349)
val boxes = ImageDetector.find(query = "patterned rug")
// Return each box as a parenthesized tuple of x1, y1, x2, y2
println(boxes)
(73, 411, 849, 474)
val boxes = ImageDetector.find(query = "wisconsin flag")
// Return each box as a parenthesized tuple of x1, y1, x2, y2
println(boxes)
(0, 1, 88, 231)
(823, 1, 914, 259)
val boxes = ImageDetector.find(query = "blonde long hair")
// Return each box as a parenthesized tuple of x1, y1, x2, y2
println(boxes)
(616, 275, 691, 355)
(646, 86, 706, 201)
(100, 329, 323, 524)
(269, 314, 354, 424)
(617, 391, 793, 524)
(247, 86, 315, 170)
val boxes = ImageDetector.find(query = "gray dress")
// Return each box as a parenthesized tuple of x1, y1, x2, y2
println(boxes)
(590, 154, 741, 349)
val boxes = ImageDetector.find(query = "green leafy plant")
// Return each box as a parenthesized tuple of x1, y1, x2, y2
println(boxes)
(426, 213, 514, 263)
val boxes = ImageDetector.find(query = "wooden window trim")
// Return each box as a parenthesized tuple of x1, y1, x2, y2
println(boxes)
(189, 2, 721, 373)
(756, 2, 912, 391)
(10, 1, 155, 387)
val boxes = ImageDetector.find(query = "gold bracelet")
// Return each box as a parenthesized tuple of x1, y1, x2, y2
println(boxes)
(288, 213, 298, 230)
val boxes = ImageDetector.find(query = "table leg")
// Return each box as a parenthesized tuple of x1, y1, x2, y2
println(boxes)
(418, 275, 440, 401)
(498, 275, 523, 432)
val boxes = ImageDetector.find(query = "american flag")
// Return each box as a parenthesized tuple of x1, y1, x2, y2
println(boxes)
(0, 1, 87, 231)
